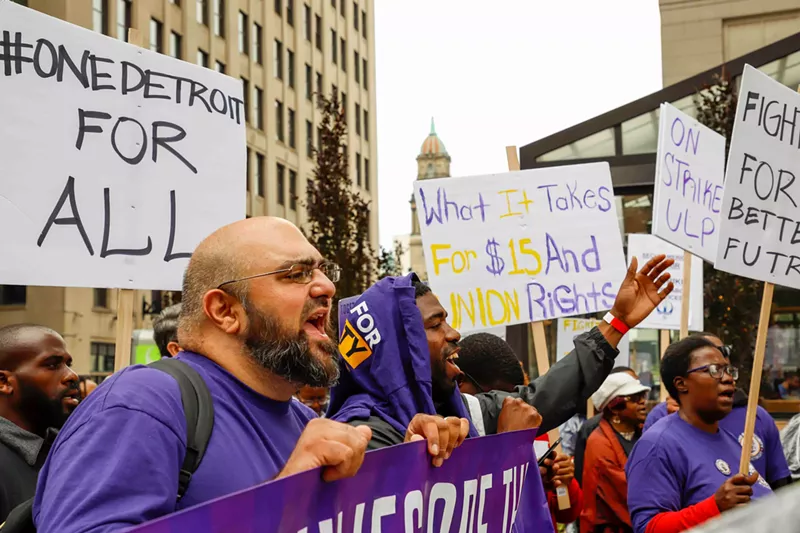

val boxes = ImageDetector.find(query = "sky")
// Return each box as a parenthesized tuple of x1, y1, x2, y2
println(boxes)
(374, 0, 664, 248)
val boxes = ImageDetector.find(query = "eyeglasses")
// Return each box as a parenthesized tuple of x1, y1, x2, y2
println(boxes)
(717, 345, 733, 359)
(457, 371, 487, 393)
(624, 391, 648, 404)
(217, 262, 341, 289)
(686, 363, 739, 381)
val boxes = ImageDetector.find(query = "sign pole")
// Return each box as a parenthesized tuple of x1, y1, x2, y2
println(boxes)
(112, 26, 142, 374)
(659, 329, 670, 401)
(679, 251, 692, 339)
(506, 146, 571, 510)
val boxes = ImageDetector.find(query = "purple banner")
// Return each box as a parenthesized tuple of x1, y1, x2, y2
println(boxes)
(128, 429, 554, 533)
(338, 295, 360, 336)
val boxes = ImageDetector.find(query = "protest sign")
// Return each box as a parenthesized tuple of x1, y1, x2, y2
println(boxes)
(652, 103, 725, 263)
(129, 429, 555, 533)
(0, 2, 246, 291)
(627, 234, 703, 331)
(556, 317, 630, 367)
(413, 162, 626, 332)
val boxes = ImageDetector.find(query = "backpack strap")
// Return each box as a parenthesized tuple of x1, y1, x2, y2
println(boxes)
(149, 358, 215, 500)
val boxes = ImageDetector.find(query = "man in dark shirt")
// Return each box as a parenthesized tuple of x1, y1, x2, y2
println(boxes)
(0, 324, 80, 522)
(153, 303, 182, 358)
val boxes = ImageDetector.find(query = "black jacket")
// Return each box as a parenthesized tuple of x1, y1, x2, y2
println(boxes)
(0, 422, 56, 524)
(351, 327, 618, 449)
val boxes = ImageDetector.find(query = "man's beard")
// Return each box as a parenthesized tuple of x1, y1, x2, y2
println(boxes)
(242, 300, 340, 388)
(16, 378, 72, 436)
(430, 358, 456, 401)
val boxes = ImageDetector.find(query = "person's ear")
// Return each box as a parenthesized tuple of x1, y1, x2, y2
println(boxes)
(203, 289, 247, 335)
(0, 371, 15, 396)
(674, 375, 688, 397)
(166, 341, 182, 357)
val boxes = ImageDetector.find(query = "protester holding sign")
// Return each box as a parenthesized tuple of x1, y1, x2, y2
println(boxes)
(626, 336, 772, 533)
(33, 217, 415, 533)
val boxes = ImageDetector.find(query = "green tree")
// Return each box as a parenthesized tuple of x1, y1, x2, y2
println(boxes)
(376, 241, 405, 279)
(305, 89, 375, 331)
(694, 73, 765, 393)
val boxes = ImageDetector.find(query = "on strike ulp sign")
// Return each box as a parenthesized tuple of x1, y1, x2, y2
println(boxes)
(0, 2, 245, 290)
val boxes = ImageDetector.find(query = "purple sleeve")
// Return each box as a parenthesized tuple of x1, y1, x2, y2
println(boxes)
(759, 407, 791, 484)
(626, 437, 684, 533)
(643, 402, 668, 433)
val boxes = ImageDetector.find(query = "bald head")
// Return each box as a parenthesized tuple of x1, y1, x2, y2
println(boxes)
(0, 324, 62, 370)
(179, 217, 318, 338)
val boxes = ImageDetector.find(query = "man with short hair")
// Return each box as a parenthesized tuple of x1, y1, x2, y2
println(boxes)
(778, 372, 800, 399)
(0, 324, 80, 522)
(32, 217, 394, 533)
(153, 303, 182, 358)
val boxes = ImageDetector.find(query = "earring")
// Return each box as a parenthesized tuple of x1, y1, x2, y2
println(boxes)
(612, 415, 621, 425)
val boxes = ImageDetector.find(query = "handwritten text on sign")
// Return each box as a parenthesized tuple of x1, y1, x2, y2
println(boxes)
(715, 65, 800, 289)
(556, 318, 630, 366)
(627, 234, 704, 331)
(652, 103, 725, 262)
(413, 163, 626, 330)
(0, 3, 245, 290)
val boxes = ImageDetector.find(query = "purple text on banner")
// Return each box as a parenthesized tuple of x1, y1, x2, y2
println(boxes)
(127, 429, 554, 533)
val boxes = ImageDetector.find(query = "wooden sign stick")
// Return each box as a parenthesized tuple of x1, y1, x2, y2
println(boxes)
(660, 329, 670, 402)
(680, 251, 692, 339)
(113, 26, 142, 373)
(505, 146, 571, 510)
(738, 281, 774, 475)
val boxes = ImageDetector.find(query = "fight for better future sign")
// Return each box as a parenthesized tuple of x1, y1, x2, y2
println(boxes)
(652, 103, 725, 263)
(715, 65, 800, 289)
(413, 163, 626, 331)
(0, 2, 246, 290)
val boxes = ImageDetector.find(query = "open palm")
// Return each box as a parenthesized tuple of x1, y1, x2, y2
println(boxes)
(611, 254, 676, 328)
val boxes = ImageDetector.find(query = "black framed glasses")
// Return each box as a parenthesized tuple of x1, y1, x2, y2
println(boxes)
(217, 262, 341, 288)
(686, 363, 739, 381)
(624, 391, 648, 404)
(457, 371, 487, 393)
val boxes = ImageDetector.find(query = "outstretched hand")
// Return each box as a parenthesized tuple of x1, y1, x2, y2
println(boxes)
(611, 254, 675, 328)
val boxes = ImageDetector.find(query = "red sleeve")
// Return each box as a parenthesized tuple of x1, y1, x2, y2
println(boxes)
(553, 478, 582, 524)
(644, 496, 721, 533)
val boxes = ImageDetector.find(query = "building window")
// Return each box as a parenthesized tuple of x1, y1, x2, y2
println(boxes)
(304, 4, 311, 41)
(246, 148, 251, 191)
(341, 92, 347, 121)
(274, 40, 283, 79)
(306, 120, 313, 157)
(355, 103, 361, 135)
(92, 0, 107, 34)
(275, 0, 281, 15)
(287, 0, 294, 26)
(0, 285, 26, 306)
(364, 109, 369, 140)
(354, 51, 360, 82)
(149, 19, 163, 53)
(289, 170, 297, 210)
(256, 153, 265, 197)
(93, 288, 109, 308)
(252, 23, 262, 64)
(197, 49, 209, 67)
(116, 0, 131, 42)
(215, 60, 225, 73)
(316, 72, 322, 99)
(277, 163, 286, 205)
(317, 124, 322, 154)
(340, 38, 346, 71)
(356, 152, 361, 186)
(305, 64, 312, 100)
(331, 0, 335, 8)
(213, 0, 224, 37)
(170, 0, 180, 4)
(275, 100, 284, 141)
(165, 31, 181, 60)
(254, 87, 263, 130)
(315, 15, 322, 50)
(287, 49, 295, 88)
(238, 11, 248, 55)
(340, 0, 345, 17)
(197, 0, 208, 25)
(91, 342, 116, 373)
(364, 157, 369, 191)
(288, 108, 296, 148)
(361, 9, 366, 38)
(354, 2, 359, 29)
(241, 77, 249, 122)
(331, 30, 337, 64)
(362, 58, 368, 89)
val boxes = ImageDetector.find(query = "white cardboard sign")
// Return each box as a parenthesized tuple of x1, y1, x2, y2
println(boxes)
(0, 2, 246, 290)
(627, 234, 703, 331)
(556, 317, 630, 367)
(413, 162, 626, 332)
(652, 103, 726, 263)
(715, 65, 800, 288)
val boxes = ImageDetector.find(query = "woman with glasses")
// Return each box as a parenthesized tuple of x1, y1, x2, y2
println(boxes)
(580, 372, 650, 533)
(626, 336, 772, 533)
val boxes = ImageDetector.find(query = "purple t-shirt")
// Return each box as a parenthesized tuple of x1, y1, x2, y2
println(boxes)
(626, 415, 772, 533)
(643, 403, 790, 485)
(34, 352, 316, 533)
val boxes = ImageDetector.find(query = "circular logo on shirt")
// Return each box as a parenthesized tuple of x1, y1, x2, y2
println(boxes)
(715, 459, 731, 476)
(738, 433, 765, 460)
(747, 463, 771, 488)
